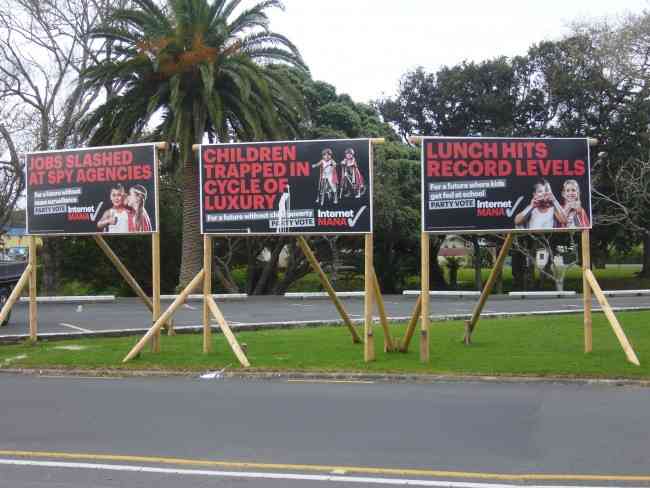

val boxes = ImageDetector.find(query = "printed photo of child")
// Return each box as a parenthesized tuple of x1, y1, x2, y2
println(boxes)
(514, 179, 567, 230)
(559, 179, 590, 228)
(97, 183, 130, 233)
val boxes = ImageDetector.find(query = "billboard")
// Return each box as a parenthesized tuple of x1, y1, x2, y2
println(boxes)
(26, 143, 159, 235)
(200, 139, 372, 235)
(421, 137, 591, 234)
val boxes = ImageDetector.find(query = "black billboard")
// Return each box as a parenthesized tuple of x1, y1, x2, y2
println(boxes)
(26, 144, 159, 235)
(421, 137, 592, 234)
(200, 139, 372, 235)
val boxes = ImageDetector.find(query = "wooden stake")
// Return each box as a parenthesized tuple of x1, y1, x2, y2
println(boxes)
(420, 233, 430, 362)
(581, 230, 592, 353)
(371, 267, 394, 352)
(123, 269, 204, 363)
(0, 264, 32, 324)
(206, 296, 250, 367)
(584, 269, 640, 366)
(464, 233, 513, 344)
(203, 235, 213, 353)
(364, 233, 375, 361)
(151, 233, 161, 353)
(28, 236, 37, 342)
(296, 236, 361, 343)
(400, 294, 421, 352)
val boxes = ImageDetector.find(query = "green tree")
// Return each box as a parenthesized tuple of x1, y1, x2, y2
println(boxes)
(81, 0, 306, 288)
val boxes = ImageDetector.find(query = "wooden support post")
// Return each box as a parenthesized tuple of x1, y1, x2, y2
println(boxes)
(584, 269, 640, 366)
(296, 236, 361, 343)
(400, 294, 422, 352)
(364, 233, 375, 361)
(203, 235, 213, 354)
(28, 236, 38, 342)
(0, 264, 32, 324)
(94, 235, 153, 311)
(151, 233, 161, 353)
(581, 230, 592, 353)
(371, 267, 394, 352)
(206, 296, 250, 367)
(464, 233, 513, 345)
(95, 234, 172, 333)
(420, 233, 430, 362)
(123, 270, 205, 363)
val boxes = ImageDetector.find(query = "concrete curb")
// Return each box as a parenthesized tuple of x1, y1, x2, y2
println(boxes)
(160, 293, 247, 301)
(284, 291, 364, 299)
(18, 296, 115, 303)
(509, 291, 576, 298)
(402, 289, 650, 299)
(1, 367, 649, 388)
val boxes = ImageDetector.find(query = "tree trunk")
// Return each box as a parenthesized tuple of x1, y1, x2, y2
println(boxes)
(471, 236, 482, 291)
(253, 240, 283, 294)
(177, 157, 203, 289)
(429, 236, 448, 289)
(273, 241, 310, 294)
(40, 239, 63, 295)
(641, 231, 650, 278)
(512, 246, 526, 290)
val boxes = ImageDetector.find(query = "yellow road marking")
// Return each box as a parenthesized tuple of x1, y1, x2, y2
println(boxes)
(0, 450, 648, 482)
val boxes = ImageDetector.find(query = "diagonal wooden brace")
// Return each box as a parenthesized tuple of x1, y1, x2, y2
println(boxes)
(296, 236, 361, 343)
(123, 269, 204, 363)
(584, 269, 640, 366)
(206, 295, 250, 367)
(0, 264, 32, 324)
(464, 233, 513, 345)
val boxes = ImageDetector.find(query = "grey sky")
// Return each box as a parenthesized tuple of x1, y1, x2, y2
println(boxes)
(270, 0, 649, 103)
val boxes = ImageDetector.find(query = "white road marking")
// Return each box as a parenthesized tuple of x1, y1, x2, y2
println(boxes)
(288, 379, 375, 384)
(58, 322, 93, 333)
(0, 458, 613, 487)
(183, 304, 197, 310)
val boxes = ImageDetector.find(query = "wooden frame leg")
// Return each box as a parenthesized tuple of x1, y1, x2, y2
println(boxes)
(123, 270, 204, 363)
(584, 269, 640, 366)
(296, 236, 361, 343)
(581, 230, 592, 353)
(203, 235, 213, 354)
(364, 234, 375, 361)
(464, 233, 513, 345)
(420, 233, 430, 362)
(28, 236, 38, 342)
(371, 267, 395, 352)
(151, 233, 161, 353)
(400, 294, 421, 352)
(94, 235, 172, 334)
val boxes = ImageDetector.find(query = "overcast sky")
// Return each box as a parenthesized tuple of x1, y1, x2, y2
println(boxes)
(269, 0, 649, 103)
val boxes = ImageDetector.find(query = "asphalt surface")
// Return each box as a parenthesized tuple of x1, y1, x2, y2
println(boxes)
(1, 375, 650, 487)
(0, 294, 649, 338)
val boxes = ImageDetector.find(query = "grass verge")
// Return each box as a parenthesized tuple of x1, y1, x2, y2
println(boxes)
(1, 311, 649, 379)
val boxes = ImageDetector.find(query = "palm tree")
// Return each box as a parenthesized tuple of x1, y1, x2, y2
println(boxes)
(81, 0, 306, 287)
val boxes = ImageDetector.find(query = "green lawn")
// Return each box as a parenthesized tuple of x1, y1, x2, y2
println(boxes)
(1, 310, 649, 379)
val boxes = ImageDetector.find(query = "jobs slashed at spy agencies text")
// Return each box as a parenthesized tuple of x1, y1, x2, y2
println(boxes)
(28, 150, 152, 186)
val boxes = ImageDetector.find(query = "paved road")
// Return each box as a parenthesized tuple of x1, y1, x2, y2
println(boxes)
(0, 294, 649, 338)
(1, 374, 650, 487)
